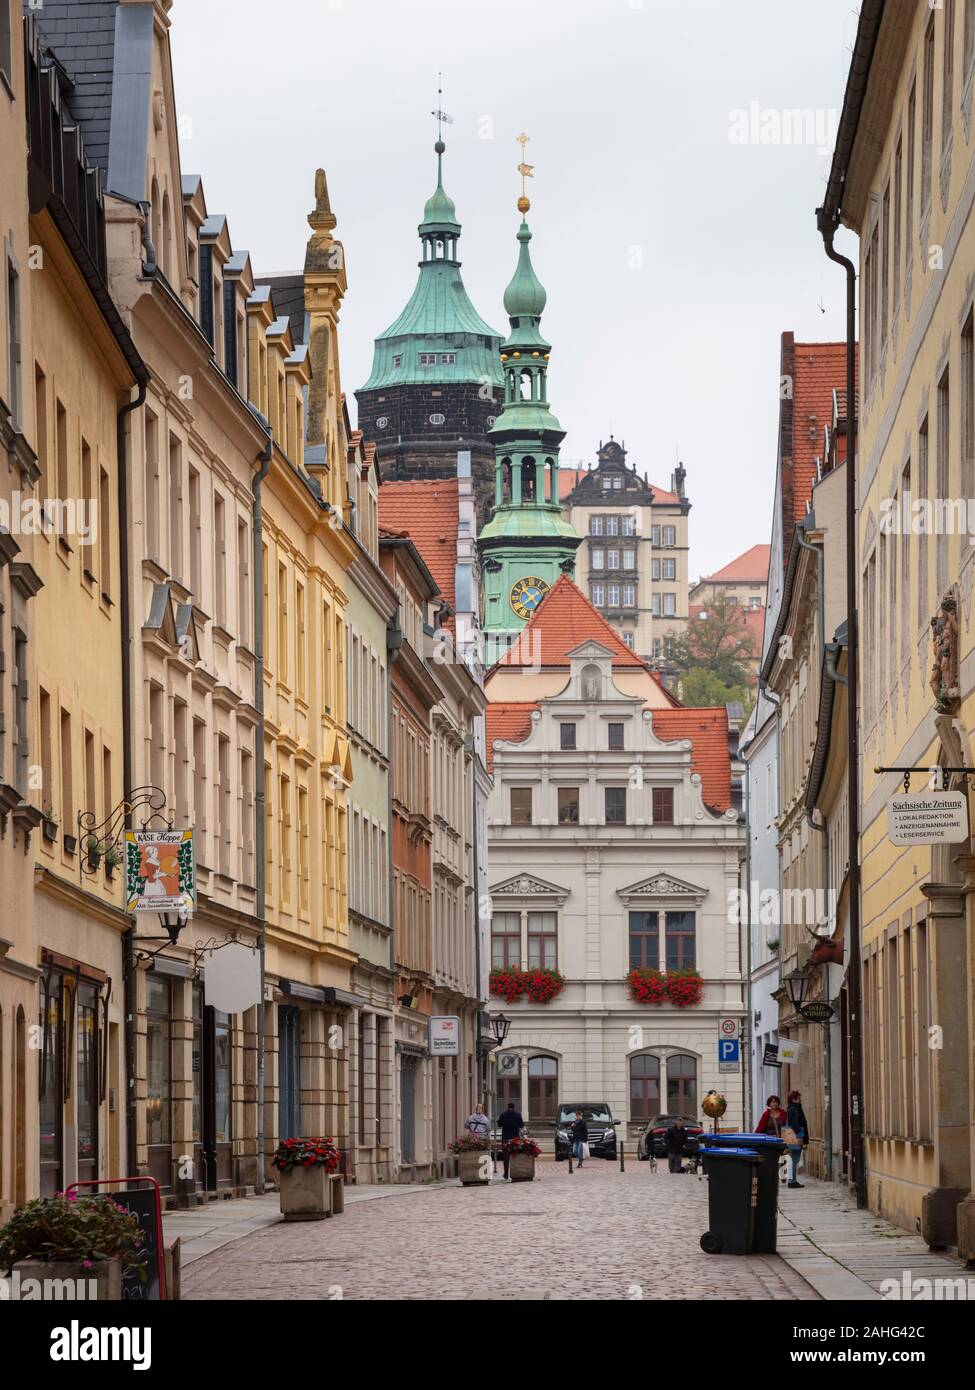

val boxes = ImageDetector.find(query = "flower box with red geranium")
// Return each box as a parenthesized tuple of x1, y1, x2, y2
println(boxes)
(504, 1134, 541, 1183)
(626, 967, 667, 1005)
(448, 1132, 491, 1185)
(665, 969, 704, 1008)
(489, 967, 566, 1004)
(273, 1137, 341, 1221)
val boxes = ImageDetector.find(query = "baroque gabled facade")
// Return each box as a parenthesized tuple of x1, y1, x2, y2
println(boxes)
(485, 579, 745, 1137)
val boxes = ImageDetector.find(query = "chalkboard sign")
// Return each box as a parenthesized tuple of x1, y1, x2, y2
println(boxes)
(67, 1177, 165, 1301)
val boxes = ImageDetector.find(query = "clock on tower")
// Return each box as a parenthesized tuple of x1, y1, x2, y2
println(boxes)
(509, 575, 550, 620)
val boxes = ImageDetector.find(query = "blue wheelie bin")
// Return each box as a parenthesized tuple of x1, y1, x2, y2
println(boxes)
(699, 1147, 760, 1254)
(699, 1132, 786, 1253)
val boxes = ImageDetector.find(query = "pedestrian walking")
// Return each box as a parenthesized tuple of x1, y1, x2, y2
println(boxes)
(785, 1090, 809, 1188)
(665, 1116, 687, 1173)
(755, 1094, 785, 1136)
(571, 1109, 589, 1168)
(465, 1103, 490, 1141)
(496, 1101, 525, 1179)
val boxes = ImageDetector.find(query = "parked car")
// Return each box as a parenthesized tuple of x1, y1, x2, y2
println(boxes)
(554, 1102, 618, 1160)
(637, 1114, 704, 1161)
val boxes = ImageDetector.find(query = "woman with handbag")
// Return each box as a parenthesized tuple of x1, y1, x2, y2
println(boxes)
(785, 1090, 809, 1188)
(571, 1110, 589, 1168)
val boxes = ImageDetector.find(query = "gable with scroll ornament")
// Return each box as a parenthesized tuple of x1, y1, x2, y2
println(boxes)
(618, 873, 708, 906)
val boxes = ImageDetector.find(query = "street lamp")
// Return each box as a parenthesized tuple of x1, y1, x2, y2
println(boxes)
(490, 1013, 510, 1047)
(159, 909, 189, 946)
(784, 968, 810, 1012)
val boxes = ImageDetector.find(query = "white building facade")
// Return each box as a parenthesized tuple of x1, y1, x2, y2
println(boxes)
(486, 639, 746, 1140)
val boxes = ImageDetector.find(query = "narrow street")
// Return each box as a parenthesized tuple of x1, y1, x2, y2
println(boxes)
(175, 1166, 964, 1303)
(180, 1164, 811, 1301)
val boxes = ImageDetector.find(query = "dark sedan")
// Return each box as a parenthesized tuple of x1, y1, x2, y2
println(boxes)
(637, 1114, 704, 1160)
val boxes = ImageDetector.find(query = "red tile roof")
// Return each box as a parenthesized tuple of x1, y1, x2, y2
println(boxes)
(651, 706, 732, 812)
(494, 574, 649, 670)
(647, 481, 680, 504)
(702, 544, 771, 585)
(379, 480, 459, 624)
(485, 702, 539, 772)
(791, 341, 849, 528)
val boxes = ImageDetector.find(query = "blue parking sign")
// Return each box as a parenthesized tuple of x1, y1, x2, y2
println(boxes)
(718, 1039, 740, 1063)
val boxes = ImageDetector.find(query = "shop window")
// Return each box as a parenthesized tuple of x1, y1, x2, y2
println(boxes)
(528, 1056, 558, 1122)
(666, 1054, 697, 1115)
(630, 1054, 661, 1122)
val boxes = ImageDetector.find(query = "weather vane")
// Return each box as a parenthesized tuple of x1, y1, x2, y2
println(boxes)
(517, 132, 534, 214)
(431, 73, 453, 146)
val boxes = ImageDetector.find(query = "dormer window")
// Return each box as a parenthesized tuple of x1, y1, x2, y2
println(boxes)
(419, 352, 436, 366)
(440, 353, 456, 364)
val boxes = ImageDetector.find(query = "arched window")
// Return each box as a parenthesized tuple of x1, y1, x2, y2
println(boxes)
(520, 369, 532, 401)
(545, 457, 556, 502)
(520, 457, 537, 503)
(501, 458, 512, 504)
(666, 1054, 698, 1116)
(629, 1053, 660, 1121)
(528, 1055, 558, 1122)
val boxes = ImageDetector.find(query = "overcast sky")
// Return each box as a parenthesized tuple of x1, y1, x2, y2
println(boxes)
(170, 0, 860, 580)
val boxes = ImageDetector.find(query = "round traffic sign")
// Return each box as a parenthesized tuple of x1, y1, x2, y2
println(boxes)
(719, 1017, 739, 1038)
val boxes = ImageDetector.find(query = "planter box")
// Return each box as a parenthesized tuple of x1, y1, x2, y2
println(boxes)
(13, 1257, 121, 1301)
(509, 1152, 536, 1183)
(458, 1150, 490, 1185)
(279, 1164, 332, 1221)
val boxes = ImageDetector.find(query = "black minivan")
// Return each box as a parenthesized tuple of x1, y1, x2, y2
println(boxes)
(554, 1102, 619, 1160)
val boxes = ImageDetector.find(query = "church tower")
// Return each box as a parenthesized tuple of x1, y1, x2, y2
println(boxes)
(355, 132, 504, 523)
(479, 141, 580, 654)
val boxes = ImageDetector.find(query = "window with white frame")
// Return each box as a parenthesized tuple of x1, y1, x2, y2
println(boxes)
(591, 583, 604, 607)
(662, 558, 676, 579)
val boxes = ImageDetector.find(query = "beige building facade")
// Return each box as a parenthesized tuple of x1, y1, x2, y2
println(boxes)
(827, 0, 975, 1248)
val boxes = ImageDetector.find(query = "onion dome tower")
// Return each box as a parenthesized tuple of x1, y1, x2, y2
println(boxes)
(478, 136, 580, 652)
(355, 130, 504, 523)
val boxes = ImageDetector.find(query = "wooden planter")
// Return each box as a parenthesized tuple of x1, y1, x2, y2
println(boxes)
(279, 1164, 333, 1221)
(13, 1257, 122, 1301)
(458, 1150, 490, 1185)
(509, 1152, 536, 1183)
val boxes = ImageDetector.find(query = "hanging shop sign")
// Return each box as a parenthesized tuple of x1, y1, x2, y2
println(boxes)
(203, 941, 262, 1013)
(762, 1043, 781, 1069)
(125, 829, 195, 913)
(778, 1037, 801, 1066)
(886, 792, 969, 846)
(429, 1015, 461, 1056)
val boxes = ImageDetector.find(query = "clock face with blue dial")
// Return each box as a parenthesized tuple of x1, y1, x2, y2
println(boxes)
(510, 575, 550, 619)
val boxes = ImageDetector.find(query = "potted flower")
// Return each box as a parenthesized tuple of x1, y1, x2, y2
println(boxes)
(523, 968, 566, 1003)
(41, 806, 58, 844)
(489, 967, 525, 1004)
(665, 968, 704, 1008)
(104, 844, 122, 879)
(626, 966, 667, 1005)
(505, 1134, 540, 1182)
(0, 1192, 146, 1300)
(272, 1137, 340, 1221)
(84, 835, 103, 872)
(448, 1132, 491, 1185)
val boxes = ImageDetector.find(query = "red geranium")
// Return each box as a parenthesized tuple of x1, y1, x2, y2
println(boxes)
(665, 969, 704, 1008)
(626, 967, 667, 1005)
(272, 1136, 340, 1173)
(489, 967, 566, 1004)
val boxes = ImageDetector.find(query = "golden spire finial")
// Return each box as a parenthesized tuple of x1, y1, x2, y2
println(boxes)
(516, 132, 533, 214)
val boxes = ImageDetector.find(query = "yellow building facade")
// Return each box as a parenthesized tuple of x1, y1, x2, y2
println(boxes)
(832, 0, 975, 1247)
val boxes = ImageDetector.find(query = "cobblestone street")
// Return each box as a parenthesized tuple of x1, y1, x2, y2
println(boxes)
(180, 1162, 820, 1301)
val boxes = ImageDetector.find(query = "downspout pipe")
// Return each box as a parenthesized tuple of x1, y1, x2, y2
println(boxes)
(251, 425, 272, 1192)
(817, 218, 867, 1210)
(119, 377, 148, 1178)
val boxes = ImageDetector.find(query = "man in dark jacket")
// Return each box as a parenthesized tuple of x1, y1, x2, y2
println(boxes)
(497, 1101, 524, 1179)
(665, 1116, 687, 1173)
(571, 1111, 589, 1168)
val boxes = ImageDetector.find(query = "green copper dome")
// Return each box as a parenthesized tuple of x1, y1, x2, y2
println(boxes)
(421, 155, 460, 231)
(503, 221, 547, 318)
(358, 143, 503, 393)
